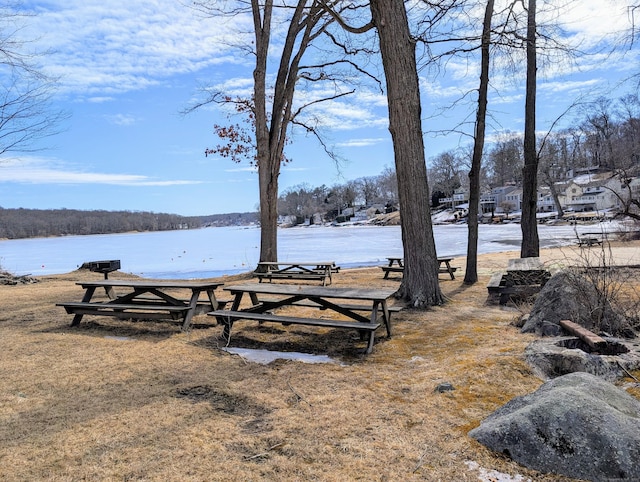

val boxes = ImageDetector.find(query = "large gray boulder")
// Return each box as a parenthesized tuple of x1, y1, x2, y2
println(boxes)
(521, 270, 626, 337)
(469, 372, 640, 481)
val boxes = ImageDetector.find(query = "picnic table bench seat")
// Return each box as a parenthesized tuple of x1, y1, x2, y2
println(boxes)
(289, 299, 403, 315)
(209, 310, 380, 332)
(57, 301, 192, 321)
(255, 272, 328, 282)
(209, 309, 381, 351)
(486, 273, 504, 292)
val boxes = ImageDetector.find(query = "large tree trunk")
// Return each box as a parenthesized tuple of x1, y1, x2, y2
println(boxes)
(369, 0, 444, 307)
(520, 0, 540, 258)
(252, 0, 309, 266)
(252, 0, 278, 265)
(465, 0, 494, 284)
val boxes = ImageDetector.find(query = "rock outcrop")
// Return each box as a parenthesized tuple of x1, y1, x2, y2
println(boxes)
(521, 270, 627, 337)
(469, 372, 640, 481)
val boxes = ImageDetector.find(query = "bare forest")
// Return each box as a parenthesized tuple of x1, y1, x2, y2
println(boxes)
(277, 93, 640, 222)
(0, 209, 258, 239)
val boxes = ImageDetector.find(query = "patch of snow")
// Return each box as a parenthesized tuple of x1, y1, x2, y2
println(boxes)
(222, 347, 339, 365)
(465, 461, 532, 482)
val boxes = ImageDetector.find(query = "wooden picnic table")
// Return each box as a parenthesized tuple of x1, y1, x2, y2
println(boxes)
(255, 261, 338, 285)
(577, 237, 602, 247)
(487, 257, 551, 304)
(57, 280, 225, 331)
(381, 257, 458, 280)
(209, 283, 398, 354)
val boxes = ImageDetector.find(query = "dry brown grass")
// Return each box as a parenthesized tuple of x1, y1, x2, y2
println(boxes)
(1, 244, 639, 481)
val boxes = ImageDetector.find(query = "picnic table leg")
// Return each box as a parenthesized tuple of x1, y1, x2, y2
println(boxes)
(205, 289, 220, 310)
(70, 286, 97, 327)
(365, 300, 378, 354)
(229, 294, 241, 310)
(365, 331, 376, 354)
(379, 301, 392, 337)
(181, 289, 203, 331)
(445, 261, 455, 280)
(216, 313, 235, 342)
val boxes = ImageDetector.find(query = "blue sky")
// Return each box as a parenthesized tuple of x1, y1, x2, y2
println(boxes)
(0, 0, 637, 216)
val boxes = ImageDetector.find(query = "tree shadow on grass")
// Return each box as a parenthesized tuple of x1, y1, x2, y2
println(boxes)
(37, 318, 179, 342)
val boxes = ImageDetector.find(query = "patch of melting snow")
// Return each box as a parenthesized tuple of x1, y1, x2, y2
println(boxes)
(104, 336, 134, 341)
(465, 461, 531, 482)
(222, 347, 338, 364)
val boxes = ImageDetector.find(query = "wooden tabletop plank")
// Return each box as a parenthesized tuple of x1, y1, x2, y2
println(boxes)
(77, 280, 224, 289)
(224, 283, 395, 301)
(386, 257, 454, 262)
(257, 261, 336, 266)
(507, 257, 544, 271)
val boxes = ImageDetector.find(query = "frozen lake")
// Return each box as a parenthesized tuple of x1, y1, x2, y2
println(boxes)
(0, 222, 623, 279)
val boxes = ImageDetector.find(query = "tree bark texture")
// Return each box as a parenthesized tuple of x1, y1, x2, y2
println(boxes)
(520, 0, 540, 258)
(369, 0, 444, 307)
(464, 0, 494, 284)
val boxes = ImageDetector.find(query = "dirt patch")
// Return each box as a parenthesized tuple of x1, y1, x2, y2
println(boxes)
(0, 243, 638, 481)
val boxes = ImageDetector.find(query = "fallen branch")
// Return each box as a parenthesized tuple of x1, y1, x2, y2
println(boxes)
(287, 379, 312, 407)
(618, 361, 639, 382)
(244, 442, 285, 460)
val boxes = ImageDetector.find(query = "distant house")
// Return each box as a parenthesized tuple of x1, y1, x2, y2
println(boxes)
(471, 167, 640, 219)
(480, 185, 517, 214)
(351, 208, 369, 221)
(503, 187, 523, 212)
(537, 187, 557, 212)
(563, 171, 614, 212)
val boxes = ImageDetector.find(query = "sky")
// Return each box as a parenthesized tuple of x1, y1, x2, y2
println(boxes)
(0, 0, 637, 216)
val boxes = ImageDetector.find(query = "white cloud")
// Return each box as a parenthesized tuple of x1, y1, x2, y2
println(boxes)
(21, 0, 252, 96)
(87, 96, 115, 103)
(104, 113, 138, 126)
(336, 138, 387, 148)
(0, 156, 202, 186)
(224, 166, 257, 173)
(554, 0, 629, 48)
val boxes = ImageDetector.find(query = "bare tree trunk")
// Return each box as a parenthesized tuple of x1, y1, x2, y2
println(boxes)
(541, 168, 564, 217)
(465, 0, 494, 285)
(252, 0, 279, 265)
(520, 0, 540, 258)
(252, 0, 311, 266)
(369, 0, 443, 307)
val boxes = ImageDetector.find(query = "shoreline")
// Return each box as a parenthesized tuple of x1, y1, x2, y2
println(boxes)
(0, 220, 632, 279)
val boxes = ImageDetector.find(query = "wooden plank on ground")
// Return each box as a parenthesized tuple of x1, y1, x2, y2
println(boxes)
(559, 319, 608, 351)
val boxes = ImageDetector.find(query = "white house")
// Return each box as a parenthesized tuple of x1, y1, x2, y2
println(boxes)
(563, 171, 614, 212)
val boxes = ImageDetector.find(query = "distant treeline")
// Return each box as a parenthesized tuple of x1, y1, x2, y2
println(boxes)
(0, 208, 259, 239)
(200, 212, 259, 227)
